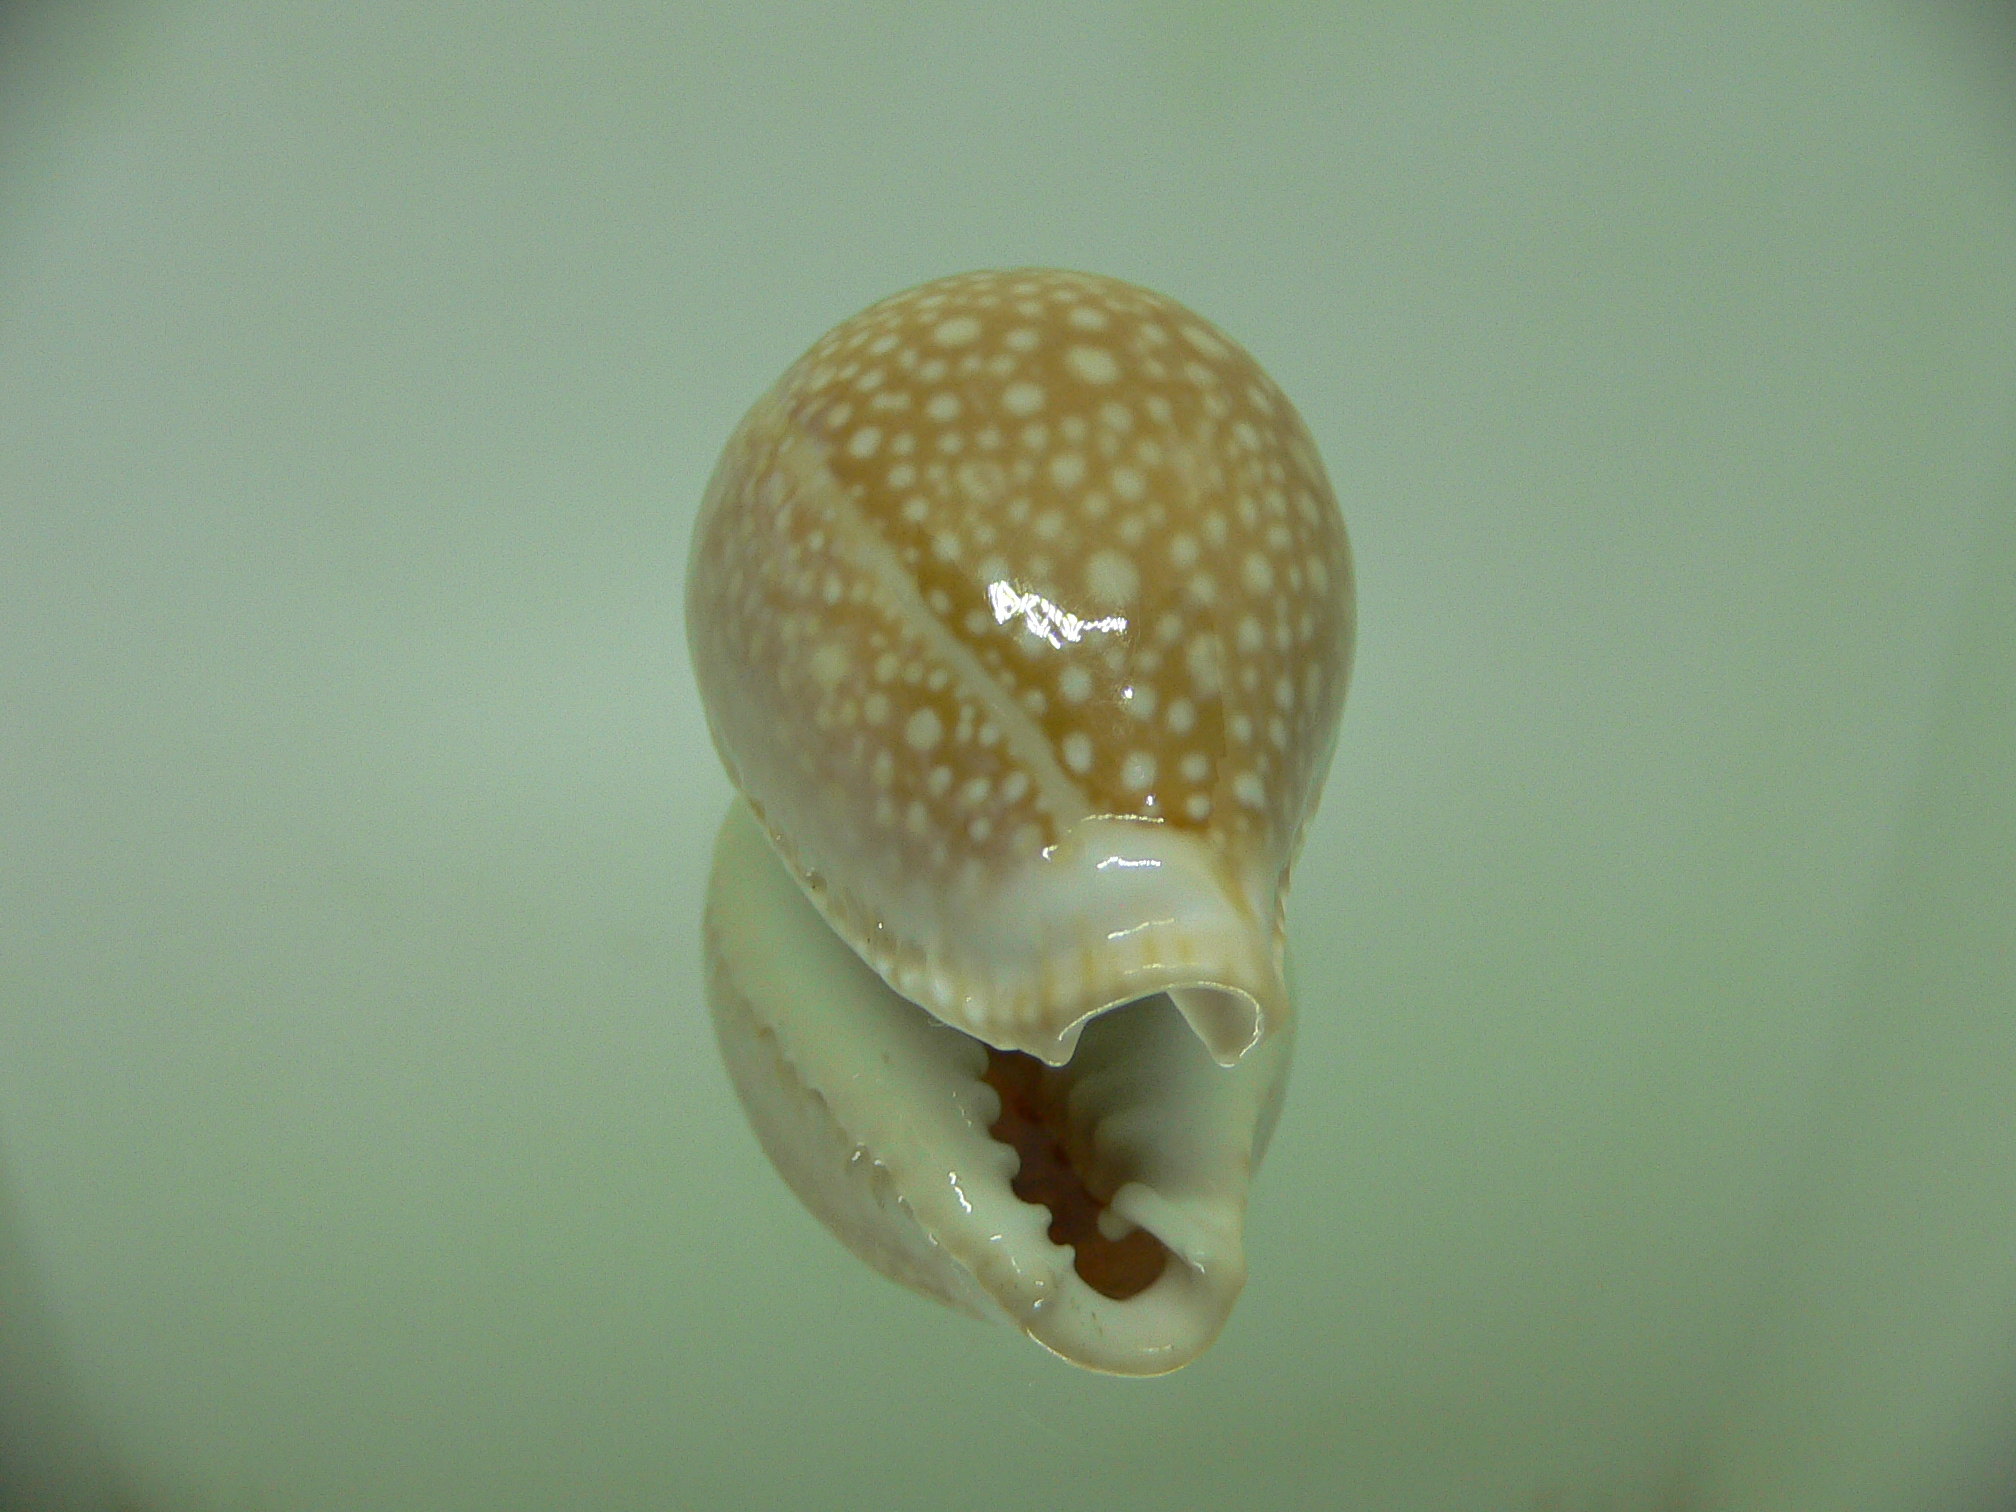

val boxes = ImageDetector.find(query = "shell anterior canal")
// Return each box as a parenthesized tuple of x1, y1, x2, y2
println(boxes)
(981, 1046, 1169, 1300)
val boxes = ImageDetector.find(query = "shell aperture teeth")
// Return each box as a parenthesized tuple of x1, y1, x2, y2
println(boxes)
(982, 1040, 1170, 1303)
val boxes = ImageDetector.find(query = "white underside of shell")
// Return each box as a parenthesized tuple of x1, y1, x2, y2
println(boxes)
(703, 798, 1294, 1376)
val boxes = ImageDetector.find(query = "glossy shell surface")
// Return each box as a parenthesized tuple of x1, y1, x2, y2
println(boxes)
(688, 269, 1353, 1067)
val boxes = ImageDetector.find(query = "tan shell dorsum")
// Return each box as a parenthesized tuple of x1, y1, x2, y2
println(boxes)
(688, 269, 1355, 1068)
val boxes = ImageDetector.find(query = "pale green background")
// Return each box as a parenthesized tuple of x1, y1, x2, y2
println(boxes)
(2, 2, 2014, 1509)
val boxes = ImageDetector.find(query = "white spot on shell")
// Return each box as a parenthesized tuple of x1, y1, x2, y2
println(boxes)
(1181, 324, 1229, 359)
(1119, 751, 1156, 791)
(1232, 771, 1267, 808)
(1003, 381, 1045, 416)
(847, 427, 882, 459)
(906, 707, 943, 751)
(1058, 664, 1093, 703)
(1083, 549, 1140, 608)
(1066, 346, 1120, 384)
(1061, 731, 1093, 773)
(933, 315, 982, 346)
(808, 643, 849, 691)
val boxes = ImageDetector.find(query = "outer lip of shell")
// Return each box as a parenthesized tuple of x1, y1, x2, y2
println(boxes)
(703, 798, 1294, 1376)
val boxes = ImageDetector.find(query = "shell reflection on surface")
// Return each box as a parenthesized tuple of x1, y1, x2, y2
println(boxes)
(689, 269, 1354, 1374)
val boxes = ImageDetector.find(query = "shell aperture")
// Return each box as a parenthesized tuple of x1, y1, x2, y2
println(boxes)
(689, 269, 1352, 1373)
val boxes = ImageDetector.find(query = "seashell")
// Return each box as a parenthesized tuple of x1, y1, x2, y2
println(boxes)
(689, 269, 1353, 1373)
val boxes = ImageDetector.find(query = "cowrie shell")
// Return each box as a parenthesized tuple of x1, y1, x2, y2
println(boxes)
(690, 269, 1353, 1372)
